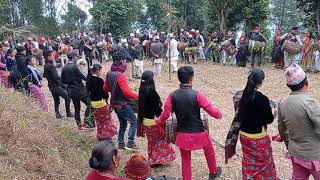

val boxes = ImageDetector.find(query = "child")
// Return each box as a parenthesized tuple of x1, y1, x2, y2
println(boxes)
(87, 141, 128, 180)
(137, 70, 176, 167)
(25, 56, 48, 112)
(87, 64, 118, 141)
(156, 66, 222, 180)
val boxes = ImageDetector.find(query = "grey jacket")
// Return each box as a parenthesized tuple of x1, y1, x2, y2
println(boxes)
(278, 92, 320, 160)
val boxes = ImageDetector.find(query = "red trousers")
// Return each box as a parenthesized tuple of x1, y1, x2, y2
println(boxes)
(179, 140, 217, 180)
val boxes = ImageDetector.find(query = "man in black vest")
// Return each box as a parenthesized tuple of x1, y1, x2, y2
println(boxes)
(156, 66, 223, 180)
(61, 51, 93, 130)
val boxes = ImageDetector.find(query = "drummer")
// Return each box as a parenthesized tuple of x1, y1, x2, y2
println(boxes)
(281, 27, 303, 68)
(222, 31, 236, 65)
(250, 25, 266, 68)
(156, 66, 223, 180)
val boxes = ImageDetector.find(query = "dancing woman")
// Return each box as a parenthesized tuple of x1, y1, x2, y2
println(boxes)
(25, 56, 48, 112)
(137, 70, 176, 167)
(86, 64, 117, 141)
(301, 31, 315, 71)
(237, 69, 277, 179)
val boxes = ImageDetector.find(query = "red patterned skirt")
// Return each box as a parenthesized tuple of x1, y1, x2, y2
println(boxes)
(144, 125, 176, 166)
(92, 106, 118, 139)
(240, 134, 277, 180)
(0, 71, 12, 88)
(29, 84, 48, 112)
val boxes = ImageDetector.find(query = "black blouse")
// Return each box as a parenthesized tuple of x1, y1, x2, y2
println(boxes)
(238, 91, 274, 134)
(86, 75, 109, 101)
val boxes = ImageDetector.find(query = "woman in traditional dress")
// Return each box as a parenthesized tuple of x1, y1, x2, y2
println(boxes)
(86, 64, 118, 141)
(137, 70, 176, 167)
(236, 32, 250, 67)
(25, 56, 48, 112)
(0, 59, 11, 88)
(301, 31, 315, 71)
(273, 29, 285, 69)
(237, 69, 277, 179)
(87, 141, 128, 180)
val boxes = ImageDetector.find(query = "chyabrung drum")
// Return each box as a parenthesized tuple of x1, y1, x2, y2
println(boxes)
(221, 40, 236, 55)
(166, 110, 209, 144)
(281, 40, 303, 55)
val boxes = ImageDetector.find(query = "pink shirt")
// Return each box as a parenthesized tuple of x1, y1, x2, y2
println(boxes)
(156, 91, 222, 150)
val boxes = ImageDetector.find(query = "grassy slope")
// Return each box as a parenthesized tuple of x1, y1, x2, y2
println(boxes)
(0, 87, 95, 180)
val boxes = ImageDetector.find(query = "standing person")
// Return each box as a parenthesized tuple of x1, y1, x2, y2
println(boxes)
(249, 26, 266, 68)
(237, 69, 277, 179)
(103, 52, 139, 150)
(25, 56, 48, 112)
(301, 31, 315, 71)
(43, 51, 72, 119)
(167, 34, 180, 73)
(236, 32, 250, 67)
(272, 29, 285, 69)
(0, 55, 11, 88)
(278, 64, 320, 179)
(186, 34, 199, 64)
(87, 141, 128, 180)
(5, 48, 16, 72)
(24, 37, 35, 56)
(61, 51, 93, 130)
(150, 36, 164, 75)
(156, 66, 223, 180)
(129, 38, 144, 78)
(0, 44, 5, 64)
(281, 27, 303, 68)
(84, 39, 93, 68)
(87, 64, 118, 141)
(206, 32, 221, 63)
(195, 30, 205, 61)
(137, 71, 176, 167)
(58, 40, 70, 67)
(222, 31, 236, 65)
(15, 46, 28, 92)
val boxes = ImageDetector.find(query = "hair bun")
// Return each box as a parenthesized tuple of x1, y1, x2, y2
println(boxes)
(89, 157, 101, 169)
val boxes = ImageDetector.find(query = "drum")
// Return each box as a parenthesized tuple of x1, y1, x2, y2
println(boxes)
(281, 40, 303, 55)
(166, 110, 209, 144)
(221, 40, 236, 55)
(97, 42, 104, 48)
(249, 40, 265, 52)
(185, 47, 197, 55)
(314, 41, 320, 52)
(31, 48, 43, 57)
(178, 43, 187, 51)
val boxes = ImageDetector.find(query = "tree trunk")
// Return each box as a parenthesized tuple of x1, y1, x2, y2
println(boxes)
(219, 1, 228, 34)
(317, 1, 320, 35)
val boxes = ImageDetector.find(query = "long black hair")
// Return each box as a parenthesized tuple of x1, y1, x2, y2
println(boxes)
(239, 68, 265, 105)
(138, 70, 162, 123)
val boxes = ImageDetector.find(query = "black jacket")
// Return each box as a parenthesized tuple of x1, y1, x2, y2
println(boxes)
(129, 44, 144, 60)
(43, 61, 62, 89)
(61, 60, 87, 91)
(15, 52, 27, 77)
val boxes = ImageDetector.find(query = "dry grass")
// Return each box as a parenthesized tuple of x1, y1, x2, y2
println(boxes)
(1, 59, 320, 180)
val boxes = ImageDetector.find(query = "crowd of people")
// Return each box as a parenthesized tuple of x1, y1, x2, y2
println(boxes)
(0, 26, 320, 180)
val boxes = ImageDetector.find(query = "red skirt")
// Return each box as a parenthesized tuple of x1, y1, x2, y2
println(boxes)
(0, 71, 12, 88)
(144, 125, 176, 166)
(93, 106, 118, 139)
(240, 134, 277, 180)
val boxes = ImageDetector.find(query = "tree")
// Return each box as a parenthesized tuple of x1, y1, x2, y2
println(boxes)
(62, 3, 88, 33)
(296, 0, 320, 34)
(90, 0, 142, 37)
(271, 0, 305, 31)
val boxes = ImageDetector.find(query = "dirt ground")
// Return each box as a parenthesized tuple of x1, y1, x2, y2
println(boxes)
(41, 59, 320, 180)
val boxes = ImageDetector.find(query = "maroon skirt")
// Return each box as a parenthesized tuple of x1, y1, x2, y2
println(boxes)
(93, 105, 118, 139)
(144, 125, 176, 166)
